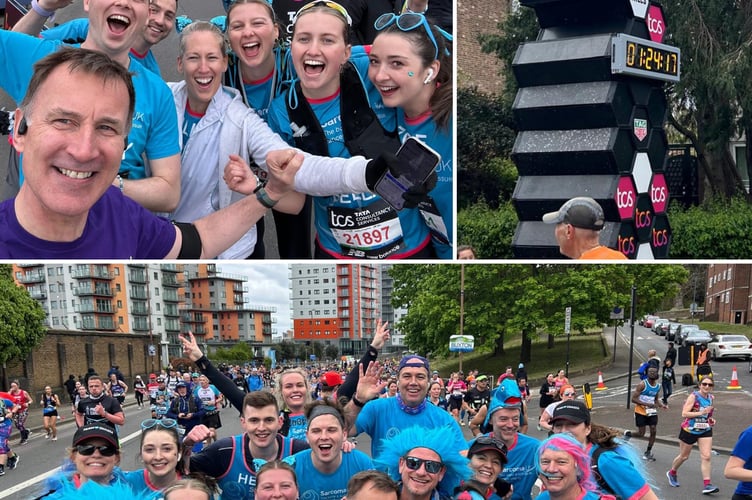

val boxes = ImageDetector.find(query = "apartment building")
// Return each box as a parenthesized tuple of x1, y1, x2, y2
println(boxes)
(13, 263, 276, 361)
(705, 263, 752, 324)
(289, 264, 380, 356)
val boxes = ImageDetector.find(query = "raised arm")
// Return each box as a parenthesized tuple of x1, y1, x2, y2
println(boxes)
(338, 319, 390, 401)
(12, 0, 74, 36)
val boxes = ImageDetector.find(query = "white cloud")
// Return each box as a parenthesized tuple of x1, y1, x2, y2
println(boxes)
(219, 263, 292, 334)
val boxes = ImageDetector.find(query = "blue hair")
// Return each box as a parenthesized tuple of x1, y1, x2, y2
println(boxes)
(374, 426, 471, 496)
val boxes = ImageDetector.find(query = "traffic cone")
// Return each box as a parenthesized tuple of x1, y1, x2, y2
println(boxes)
(595, 371, 608, 391)
(727, 366, 742, 390)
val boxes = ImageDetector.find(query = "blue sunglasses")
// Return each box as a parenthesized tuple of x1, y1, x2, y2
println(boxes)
(374, 13, 452, 60)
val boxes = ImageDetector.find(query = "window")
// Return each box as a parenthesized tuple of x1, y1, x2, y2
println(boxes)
(154, 272, 158, 279)
(154, 288, 160, 296)
(117, 300, 122, 308)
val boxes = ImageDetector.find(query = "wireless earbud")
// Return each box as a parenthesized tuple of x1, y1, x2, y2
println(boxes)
(17, 117, 28, 136)
(423, 69, 435, 84)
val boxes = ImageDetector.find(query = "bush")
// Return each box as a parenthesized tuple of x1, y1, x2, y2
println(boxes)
(668, 196, 752, 258)
(457, 201, 518, 258)
(460, 157, 518, 209)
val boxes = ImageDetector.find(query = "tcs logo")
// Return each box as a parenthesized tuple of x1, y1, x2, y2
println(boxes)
(635, 208, 652, 229)
(652, 228, 669, 247)
(330, 213, 355, 228)
(618, 235, 636, 255)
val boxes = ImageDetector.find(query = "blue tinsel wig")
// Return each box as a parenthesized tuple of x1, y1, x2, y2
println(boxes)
(374, 425, 471, 496)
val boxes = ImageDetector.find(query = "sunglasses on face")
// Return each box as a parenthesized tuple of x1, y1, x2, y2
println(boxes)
(700, 382, 714, 387)
(374, 12, 452, 60)
(404, 456, 444, 474)
(563, 392, 575, 396)
(76, 444, 118, 457)
(140, 418, 178, 431)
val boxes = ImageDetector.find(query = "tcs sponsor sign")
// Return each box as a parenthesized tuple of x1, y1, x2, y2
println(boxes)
(650, 173, 669, 214)
(646, 4, 665, 43)
(616, 176, 637, 220)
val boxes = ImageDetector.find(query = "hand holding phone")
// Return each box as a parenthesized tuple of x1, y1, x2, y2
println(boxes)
(371, 137, 441, 211)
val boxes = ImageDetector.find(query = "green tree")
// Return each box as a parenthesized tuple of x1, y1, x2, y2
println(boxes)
(0, 265, 47, 387)
(324, 344, 339, 361)
(388, 265, 689, 361)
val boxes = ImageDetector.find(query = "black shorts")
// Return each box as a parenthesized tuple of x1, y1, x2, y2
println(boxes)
(202, 411, 222, 429)
(635, 412, 658, 428)
(43, 411, 58, 418)
(448, 397, 463, 411)
(679, 427, 712, 444)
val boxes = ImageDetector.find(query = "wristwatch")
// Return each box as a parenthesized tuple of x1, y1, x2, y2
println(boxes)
(254, 178, 278, 208)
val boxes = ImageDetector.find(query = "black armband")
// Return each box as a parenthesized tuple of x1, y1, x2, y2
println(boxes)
(352, 396, 366, 408)
(174, 222, 203, 259)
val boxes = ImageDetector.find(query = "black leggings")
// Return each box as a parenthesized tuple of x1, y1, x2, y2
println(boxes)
(135, 391, 144, 405)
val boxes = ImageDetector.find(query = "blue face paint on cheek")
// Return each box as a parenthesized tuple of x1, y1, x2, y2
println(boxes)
(408, 71, 414, 77)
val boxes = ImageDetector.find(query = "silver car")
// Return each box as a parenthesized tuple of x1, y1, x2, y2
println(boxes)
(708, 334, 752, 360)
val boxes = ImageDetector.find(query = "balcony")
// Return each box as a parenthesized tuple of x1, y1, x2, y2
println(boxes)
(75, 302, 114, 314)
(81, 316, 116, 331)
(160, 264, 180, 272)
(129, 289, 148, 300)
(15, 263, 43, 268)
(72, 267, 112, 279)
(132, 318, 149, 331)
(18, 271, 46, 284)
(73, 286, 114, 297)
(233, 294, 249, 304)
(164, 305, 180, 317)
(29, 290, 47, 299)
(128, 272, 148, 283)
(130, 304, 149, 315)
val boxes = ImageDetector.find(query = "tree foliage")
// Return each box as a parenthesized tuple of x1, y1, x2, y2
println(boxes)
(388, 265, 688, 357)
(0, 265, 47, 366)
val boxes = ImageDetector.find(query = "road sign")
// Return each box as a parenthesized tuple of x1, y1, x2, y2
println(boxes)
(449, 335, 475, 353)
(148, 344, 156, 356)
(629, 0, 649, 18)
(565, 307, 572, 334)
(610, 307, 624, 320)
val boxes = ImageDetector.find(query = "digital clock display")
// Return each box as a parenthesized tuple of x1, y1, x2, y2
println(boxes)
(612, 34, 681, 83)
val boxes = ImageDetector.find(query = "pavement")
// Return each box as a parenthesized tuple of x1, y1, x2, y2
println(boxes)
(562, 325, 751, 454)
(14, 327, 752, 454)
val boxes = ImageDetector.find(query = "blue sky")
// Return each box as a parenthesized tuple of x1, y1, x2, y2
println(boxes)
(220, 263, 292, 335)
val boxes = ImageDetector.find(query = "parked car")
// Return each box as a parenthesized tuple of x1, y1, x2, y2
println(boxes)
(639, 314, 656, 326)
(676, 323, 700, 344)
(666, 322, 681, 341)
(643, 315, 660, 329)
(708, 334, 752, 360)
(653, 319, 670, 336)
(683, 329, 713, 347)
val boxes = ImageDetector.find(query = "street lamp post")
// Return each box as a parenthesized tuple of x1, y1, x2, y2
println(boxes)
(459, 264, 465, 374)
(626, 284, 637, 409)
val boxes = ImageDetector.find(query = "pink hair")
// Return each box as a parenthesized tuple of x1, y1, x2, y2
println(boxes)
(537, 433, 598, 492)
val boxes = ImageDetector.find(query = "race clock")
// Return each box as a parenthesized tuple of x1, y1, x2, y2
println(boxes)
(611, 33, 680, 83)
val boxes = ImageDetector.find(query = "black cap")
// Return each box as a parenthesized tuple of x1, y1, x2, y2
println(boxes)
(551, 400, 591, 425)
(73, 423, 119, 448)
(468, 436, 508, 464)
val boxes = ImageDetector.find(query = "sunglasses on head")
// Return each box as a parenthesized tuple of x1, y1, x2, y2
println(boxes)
(404, 456, 444, 474)
(76, 444, 118, 457)
(293, 0, 352, 27)
(374, 12, 452, 60)
(141, 418, 178, 431)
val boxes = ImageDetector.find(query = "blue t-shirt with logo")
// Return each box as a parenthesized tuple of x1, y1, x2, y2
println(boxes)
(293, 448, 374, 500)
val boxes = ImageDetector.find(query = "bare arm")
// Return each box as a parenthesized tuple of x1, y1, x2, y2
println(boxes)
(224, 154, 304, 214)
(469, 405, 487, 436)
(12, 0, 73, 35)
(118, 154, 181, 213)
(725, 455, 752, 481)
(344, 361, 386, 436)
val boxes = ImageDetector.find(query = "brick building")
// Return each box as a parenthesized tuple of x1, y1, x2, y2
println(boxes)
(705, 263, 752, 324)
(457, 0, 509, 94)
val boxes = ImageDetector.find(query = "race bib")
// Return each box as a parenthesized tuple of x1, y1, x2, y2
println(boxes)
(693, 421, 709, 430)
(328, 201, 404, 258)
(645, 407, 657, 416)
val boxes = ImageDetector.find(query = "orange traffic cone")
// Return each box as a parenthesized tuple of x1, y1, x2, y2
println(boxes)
(727, 366, 742, 390)
(595, 371, 608, 391)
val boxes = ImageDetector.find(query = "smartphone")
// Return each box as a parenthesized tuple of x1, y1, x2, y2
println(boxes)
(374, 137, 441, 211)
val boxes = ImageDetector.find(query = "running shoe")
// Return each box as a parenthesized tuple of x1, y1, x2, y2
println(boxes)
(0, 465, 5, 476)
(7, 455, 18, 470)
(52, 436, 57, 441)
(19, 439, 27, 446)
(623, 430, 632, 441)
(642, 451, 656, 461)
(702, 484, 719, 495)
(666, 470, 679, 487)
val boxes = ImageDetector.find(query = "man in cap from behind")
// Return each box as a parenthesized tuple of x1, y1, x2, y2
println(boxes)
(481, 378, 540, 500)
(542, 197, 627, 260)
(347, 355, 467, 463)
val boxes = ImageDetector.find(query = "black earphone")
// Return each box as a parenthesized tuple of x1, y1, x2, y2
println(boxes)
(17, 117, 28, 136)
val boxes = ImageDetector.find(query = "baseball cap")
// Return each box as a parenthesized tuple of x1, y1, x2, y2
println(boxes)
(73, 423, 119, 448)
(176, 381, 188, 389)
(398, 355, 430, 374)
(157, 376, 165, 382)
(149, 373, 157, 379)
(551, 400, 591, 425)
(468, 435, 508, 464)
(475, 375, 488, 382)
(320, 371, 344, 387)
(191, 372, 200, 378)
(542, 197, 605, 231)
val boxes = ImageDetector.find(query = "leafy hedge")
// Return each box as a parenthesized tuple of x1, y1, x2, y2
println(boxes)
(457, 196, 752, 259)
